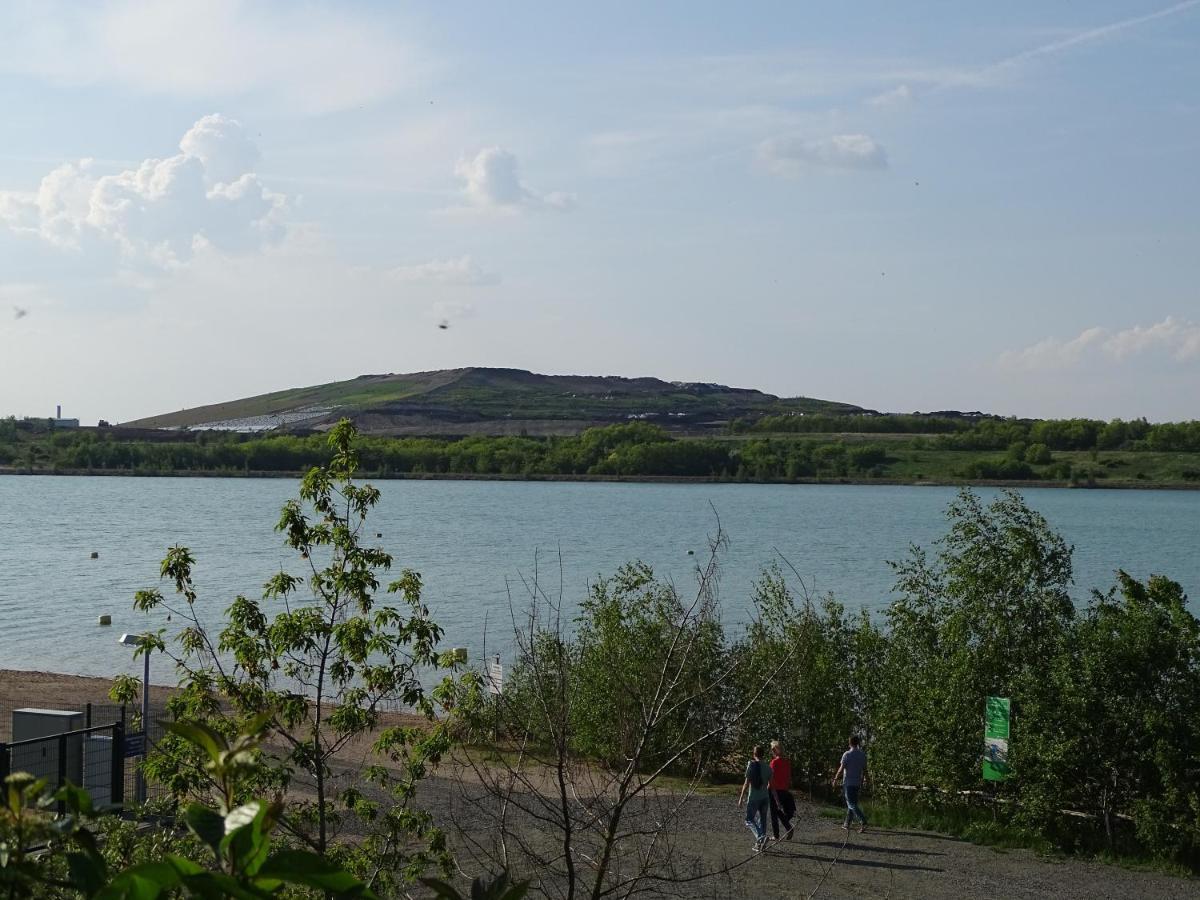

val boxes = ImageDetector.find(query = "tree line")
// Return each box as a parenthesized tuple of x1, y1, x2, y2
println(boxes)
(500, 489, 1200, 869)
(6, 421, 1200, 487)
(0, 422, 889, 480)
(742, 412, 1200, 452)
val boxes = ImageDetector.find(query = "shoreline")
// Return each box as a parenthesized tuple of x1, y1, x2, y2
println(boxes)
(0, 668, 176, 702)
(2, 467, 1199, 492)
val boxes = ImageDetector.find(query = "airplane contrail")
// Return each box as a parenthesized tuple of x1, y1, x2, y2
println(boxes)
(989, 0, 1200, 76)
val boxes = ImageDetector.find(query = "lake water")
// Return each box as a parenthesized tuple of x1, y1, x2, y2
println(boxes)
(0, 476, 1197, 681)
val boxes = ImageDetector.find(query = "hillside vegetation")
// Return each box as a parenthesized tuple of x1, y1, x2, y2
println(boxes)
(4, 418, 1200, 488)
(119, 367, 865, 434)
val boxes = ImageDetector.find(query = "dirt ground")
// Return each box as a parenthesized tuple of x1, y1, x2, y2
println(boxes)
(590, 792, 1199, 900)
(4, 670, 1196, 899)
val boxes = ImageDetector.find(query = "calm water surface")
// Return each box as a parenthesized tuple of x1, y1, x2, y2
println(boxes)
(1, 476, 1197, 680)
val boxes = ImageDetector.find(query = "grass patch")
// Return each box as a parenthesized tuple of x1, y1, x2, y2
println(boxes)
(864, 798, 1052, 853)
(834, 797, 1198, 878)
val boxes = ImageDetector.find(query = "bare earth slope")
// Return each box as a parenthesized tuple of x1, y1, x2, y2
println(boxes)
(121, 367, 867, 435)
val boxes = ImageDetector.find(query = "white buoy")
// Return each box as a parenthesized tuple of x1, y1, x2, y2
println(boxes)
(98, 614, 112, 626)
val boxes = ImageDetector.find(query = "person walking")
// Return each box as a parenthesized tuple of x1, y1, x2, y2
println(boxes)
(768, 739, 796, 840)
(831, 735, 869, 833)
(737, 744, 771, 851)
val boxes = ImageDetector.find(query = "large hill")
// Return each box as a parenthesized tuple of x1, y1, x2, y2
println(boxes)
(122, 367, 868, 435)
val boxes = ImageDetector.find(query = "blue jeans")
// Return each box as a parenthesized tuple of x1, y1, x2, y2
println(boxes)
(745, 794, 769, 839)
(843, 784, 867, 825)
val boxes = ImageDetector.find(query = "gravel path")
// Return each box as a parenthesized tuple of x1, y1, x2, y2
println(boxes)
(620, 795, 1198, 900)
(434, 778, 1199, 900)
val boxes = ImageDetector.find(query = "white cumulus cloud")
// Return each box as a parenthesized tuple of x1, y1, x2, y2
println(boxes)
(758, 133, 888, 176)
(178, 114, 262, 186)
(388, 256, 498, 285)
(0, 114, 287, 265)
(1001, 317, 1200, 370)
(999, 326, 1107, 370)
(1102, 316, 1200, 361)
(454, 147, 575, 212)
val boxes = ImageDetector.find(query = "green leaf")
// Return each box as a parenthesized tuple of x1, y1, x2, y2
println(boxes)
(180, 870, 269, 900)
(259, 850, 378, 897)
(243, 710, 274, 738)
(66, 850, 108, 896)
(164, 720, 227, 762)
(223, 801, 261, 835)
(420, 876, 465, 899)
(95, 857, 201, 899)
(56, 781, 95, 817)
(221, 801, 277, 876)
(184, 803, 226, 855)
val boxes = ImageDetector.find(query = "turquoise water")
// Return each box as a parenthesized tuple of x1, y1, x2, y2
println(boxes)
(0, 476, 1197, 680)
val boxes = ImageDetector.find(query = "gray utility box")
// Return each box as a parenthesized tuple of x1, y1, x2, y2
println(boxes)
(10, 708, 84, 787)
(83, 733, 115, 807)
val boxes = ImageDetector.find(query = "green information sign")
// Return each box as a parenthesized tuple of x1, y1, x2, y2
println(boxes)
(983, 696, 1011, 781)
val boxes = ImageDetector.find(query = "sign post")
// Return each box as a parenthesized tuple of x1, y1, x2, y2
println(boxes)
(486, 655, 504, 696)
(983, 697, 1011, 781)
(485, 655, 504, 741)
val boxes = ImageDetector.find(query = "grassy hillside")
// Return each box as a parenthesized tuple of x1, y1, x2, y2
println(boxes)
(122, 367, 867, 434)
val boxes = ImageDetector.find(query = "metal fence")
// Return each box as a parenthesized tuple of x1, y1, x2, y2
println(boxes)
(0, 698, 169, 805)
(0, 721, 126, 810)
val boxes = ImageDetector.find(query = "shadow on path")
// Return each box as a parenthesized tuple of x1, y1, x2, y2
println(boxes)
(768, 847, 944, 874)
(809, 840, 944, 858)
(864, 828, 968, 843)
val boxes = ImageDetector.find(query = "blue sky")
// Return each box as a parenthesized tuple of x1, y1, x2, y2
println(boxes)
(1, 1, 1197, 423)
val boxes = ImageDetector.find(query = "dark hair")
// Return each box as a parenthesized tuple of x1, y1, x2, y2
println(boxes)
(752, 744, 764, 759)
(849, 735, 861, 748)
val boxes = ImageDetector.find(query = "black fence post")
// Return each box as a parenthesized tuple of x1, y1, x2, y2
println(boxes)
(111, 722, 125, 809)
(0, 742, 8, 783)
(57, 733, 68, 815)
(85, 702, 92, 728)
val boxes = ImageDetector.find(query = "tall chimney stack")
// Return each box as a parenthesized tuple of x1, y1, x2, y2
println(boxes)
(57, 405, 62, 419)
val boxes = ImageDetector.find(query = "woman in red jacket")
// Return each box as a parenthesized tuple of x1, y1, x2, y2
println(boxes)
(768, 739, 796, 840)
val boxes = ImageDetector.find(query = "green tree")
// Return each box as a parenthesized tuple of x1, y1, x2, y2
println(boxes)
(569, 561, 729, 774)
(732, 565, 870, 795)
(1063, 572, 1200, 857)
(878, 490, 1075, 801)
(117, 420, 459, 895)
